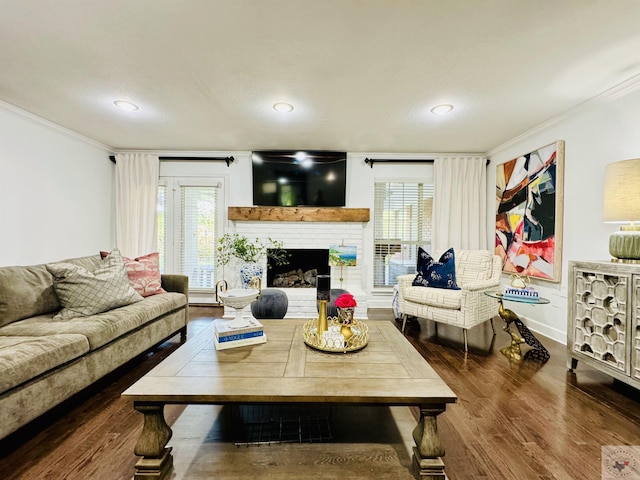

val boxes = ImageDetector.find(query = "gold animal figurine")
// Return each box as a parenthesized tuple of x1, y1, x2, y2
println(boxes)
(498, 301, 525, 361)
(497, 300, 550, 363)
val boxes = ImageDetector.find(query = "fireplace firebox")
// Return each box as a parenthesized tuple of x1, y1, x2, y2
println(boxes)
(267, 249, 330, 288)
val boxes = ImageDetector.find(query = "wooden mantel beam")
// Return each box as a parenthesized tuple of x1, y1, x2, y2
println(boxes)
(228, 207, 370, 222)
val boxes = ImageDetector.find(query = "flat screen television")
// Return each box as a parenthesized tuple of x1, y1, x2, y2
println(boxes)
(251, 150, 347, 207)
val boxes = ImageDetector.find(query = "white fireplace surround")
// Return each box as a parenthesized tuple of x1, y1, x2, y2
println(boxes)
(230, 221, 368, 319)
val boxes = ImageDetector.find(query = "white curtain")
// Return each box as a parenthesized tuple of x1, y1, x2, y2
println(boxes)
(115, 153, 160, 258)
(432, 156, 488, 252)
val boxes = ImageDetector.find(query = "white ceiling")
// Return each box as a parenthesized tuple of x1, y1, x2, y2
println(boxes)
(1, 1, 640, 153)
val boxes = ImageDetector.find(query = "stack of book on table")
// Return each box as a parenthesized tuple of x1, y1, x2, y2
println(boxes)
(213, 318, 266, 350)
(503, 285, 539, 301)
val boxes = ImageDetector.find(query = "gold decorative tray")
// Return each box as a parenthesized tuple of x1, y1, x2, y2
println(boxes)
(302, 317, 369, 353)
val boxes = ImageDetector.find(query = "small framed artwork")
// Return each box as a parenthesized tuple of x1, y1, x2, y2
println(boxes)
(329, 244, 357, 266)
(495, 140, 565, 282)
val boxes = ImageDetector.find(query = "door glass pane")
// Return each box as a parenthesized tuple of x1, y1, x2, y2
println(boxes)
(181, 186, 218, 289)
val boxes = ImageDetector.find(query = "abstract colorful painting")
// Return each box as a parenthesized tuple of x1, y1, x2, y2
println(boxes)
(495, 141, 564, 282)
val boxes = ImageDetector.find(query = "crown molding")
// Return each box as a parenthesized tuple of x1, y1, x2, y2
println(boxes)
(601, 72, 640, 101)
(487, 73, 640, 157)
(111, 149, 249, 158)
(348, 151, 484, 158)
(0, 99, 113, 153)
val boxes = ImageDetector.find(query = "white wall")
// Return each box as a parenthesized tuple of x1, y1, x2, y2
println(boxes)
(486, 78, 640, 343)
(0, 102, 114, 266)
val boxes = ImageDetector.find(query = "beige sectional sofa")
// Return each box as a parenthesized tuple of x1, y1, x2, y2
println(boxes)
(0, 254, 188, 440)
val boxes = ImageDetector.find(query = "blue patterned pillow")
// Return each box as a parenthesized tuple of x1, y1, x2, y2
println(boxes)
(412, 247, 460, 290)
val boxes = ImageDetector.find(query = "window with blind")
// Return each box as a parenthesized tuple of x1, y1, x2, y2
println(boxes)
(157, 177, 223, 291)
(373, 181, 433, 288)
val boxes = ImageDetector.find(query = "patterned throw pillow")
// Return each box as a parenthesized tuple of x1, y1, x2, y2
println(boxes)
(47, 249, 143, 320)
(100, 250, 165, 297)
(411, 247, 460, 290)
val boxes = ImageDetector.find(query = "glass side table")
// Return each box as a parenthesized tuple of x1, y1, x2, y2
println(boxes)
(485, 292, 550, 363)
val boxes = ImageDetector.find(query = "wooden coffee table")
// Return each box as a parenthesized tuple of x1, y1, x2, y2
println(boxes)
(121, 319, 457, 479)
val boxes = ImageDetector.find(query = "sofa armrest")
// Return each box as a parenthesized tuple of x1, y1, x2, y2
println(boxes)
(161, 274, 189, 297)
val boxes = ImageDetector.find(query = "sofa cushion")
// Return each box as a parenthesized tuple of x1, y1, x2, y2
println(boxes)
(47, 250, 143, 320)
(0, 292, 186, 350)
(412, 247, 460, 290)
(0, 334, 90, 395)
(101, 251, 166, 297)
(403, 285, 464, 310)
(0, 265, 60, 327)
(0, 255, 105, 328)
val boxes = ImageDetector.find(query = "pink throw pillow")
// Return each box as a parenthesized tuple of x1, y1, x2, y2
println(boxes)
(100, 251, 166, 297)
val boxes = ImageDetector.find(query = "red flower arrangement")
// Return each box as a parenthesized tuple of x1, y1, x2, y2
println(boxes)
(335, 293, 357, 308)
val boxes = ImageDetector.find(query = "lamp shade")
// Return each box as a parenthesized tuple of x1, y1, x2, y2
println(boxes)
(603, 158, 640, 223)
(603, 158, 640, 262)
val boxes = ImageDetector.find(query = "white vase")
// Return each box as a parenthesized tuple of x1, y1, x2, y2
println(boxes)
(239, 262, 263, 288)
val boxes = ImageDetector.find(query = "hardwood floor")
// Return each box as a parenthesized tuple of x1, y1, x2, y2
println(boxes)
(1, 307, 639, 479)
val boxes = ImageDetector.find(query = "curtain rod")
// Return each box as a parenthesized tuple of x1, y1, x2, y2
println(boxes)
(364, 158, 490, 168)
(109, 155, 235, 166)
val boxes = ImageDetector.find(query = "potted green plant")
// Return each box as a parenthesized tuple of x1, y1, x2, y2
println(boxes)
(216, 233, 288, 287)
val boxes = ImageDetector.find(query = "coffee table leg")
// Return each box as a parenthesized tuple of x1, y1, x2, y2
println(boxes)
(412, 405, 446, 480)
(133, 403, 174, 480)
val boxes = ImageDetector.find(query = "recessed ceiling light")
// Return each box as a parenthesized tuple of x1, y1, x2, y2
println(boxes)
(430, 104, 454, 115)
(273, 102, 294, 113)
(114, 100, 139, 111)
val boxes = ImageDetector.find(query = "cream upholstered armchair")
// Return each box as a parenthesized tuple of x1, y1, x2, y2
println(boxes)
(397, 249, 501, 351)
